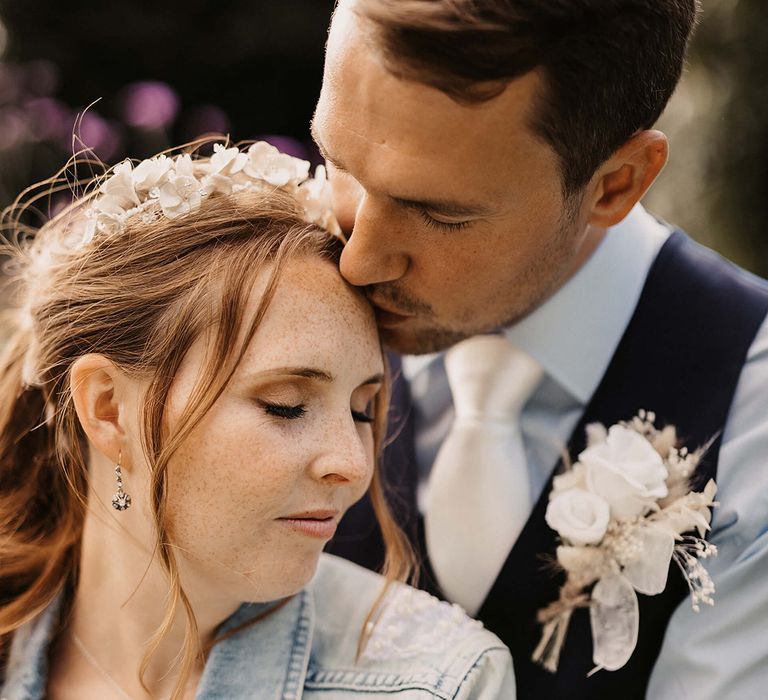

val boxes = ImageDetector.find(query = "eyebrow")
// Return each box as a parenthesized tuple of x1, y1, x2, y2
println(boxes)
(251, 366, 384, 386)
(311, 120, 493, 219)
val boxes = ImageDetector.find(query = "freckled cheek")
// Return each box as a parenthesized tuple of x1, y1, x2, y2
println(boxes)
(180, 441, 298, 503)
(164, 427, 306, 546)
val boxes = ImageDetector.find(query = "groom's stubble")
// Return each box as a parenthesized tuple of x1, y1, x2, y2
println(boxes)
(367, 204, 586, 355)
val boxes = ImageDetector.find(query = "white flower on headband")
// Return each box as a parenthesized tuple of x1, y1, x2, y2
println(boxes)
(99, 160, 140, 209)
(93, 161, 140, 227)
(157, 154, 202, 219)
(208, 144, 248, 176)
(82, 141, 341, 238)
(132, 155, 173, 193)
(296, 165, 336, 230)
(200, 146, 246, 197)
(244, 141, 310, 187)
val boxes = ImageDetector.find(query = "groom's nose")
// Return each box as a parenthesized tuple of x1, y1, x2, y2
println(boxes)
(339, 196, 409, 287)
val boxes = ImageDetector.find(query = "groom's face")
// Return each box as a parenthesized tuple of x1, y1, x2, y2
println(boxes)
(313, 3, 596, 355)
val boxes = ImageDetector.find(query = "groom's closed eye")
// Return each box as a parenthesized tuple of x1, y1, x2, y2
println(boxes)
(392, 196, 493, 221)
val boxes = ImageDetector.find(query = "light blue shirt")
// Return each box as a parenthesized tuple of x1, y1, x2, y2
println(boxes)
(402, 204, 768, 699)
(1, 554, 515, 700)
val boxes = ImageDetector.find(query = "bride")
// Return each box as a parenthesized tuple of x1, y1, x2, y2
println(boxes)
(0, 141, 514, 699)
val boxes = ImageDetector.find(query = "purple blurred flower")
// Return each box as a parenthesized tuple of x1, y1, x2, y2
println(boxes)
(0, 18, 8, 60)
(178, 104, 231, 142)
(0, 63, 20, 105)
(73, 111, 124, 161)
(23, 60, 59, 97)
(121, 81, 180, 130)
(25, 97, 71, 142)
(0, 108, 29, 150)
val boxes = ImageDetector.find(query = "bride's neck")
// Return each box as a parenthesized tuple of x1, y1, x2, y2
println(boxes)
(53, 505, 239, 699)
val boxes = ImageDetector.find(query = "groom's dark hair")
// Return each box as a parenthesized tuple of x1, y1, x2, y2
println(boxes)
(354, 0, 698, 197)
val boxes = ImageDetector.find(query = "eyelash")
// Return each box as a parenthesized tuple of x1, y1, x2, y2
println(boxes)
(261, 402, 374, 424)
(262, 402, 307, 420)
(419, 211, 473, 232)
(352, 410, 375, 424)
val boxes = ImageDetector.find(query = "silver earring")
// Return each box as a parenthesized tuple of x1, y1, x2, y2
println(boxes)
(111, 450, 131, 511)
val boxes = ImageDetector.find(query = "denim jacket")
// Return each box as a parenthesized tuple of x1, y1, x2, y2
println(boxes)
(2, 554, 514, 699)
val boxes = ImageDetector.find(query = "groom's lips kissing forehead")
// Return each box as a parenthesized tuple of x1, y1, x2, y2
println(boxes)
(367, 286, 434, 329)
(369, 298, 415, 328)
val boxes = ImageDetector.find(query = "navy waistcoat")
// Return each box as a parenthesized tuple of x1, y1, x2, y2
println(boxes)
(326, 231, 768, 699)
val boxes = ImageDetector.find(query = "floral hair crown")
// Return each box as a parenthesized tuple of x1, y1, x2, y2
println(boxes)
(16, 142, 339, 389)
(81, 141, 340, 244)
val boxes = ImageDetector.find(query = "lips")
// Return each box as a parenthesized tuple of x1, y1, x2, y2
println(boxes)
(370, 298, 412, 317)
(276, 510, 340, 539)
(370, 300, 413, 328)
(280, 509, 338, 520)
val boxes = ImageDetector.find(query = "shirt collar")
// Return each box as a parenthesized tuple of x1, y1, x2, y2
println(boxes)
(401, 204, 669, 403)
(504, 204, 669, 403)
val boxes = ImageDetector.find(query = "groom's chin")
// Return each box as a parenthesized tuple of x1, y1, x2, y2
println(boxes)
(380, 323, 471, 356)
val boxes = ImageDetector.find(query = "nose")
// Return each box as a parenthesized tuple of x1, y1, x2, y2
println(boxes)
(309, 417, 372, 487)
(339, 195, 410, 288)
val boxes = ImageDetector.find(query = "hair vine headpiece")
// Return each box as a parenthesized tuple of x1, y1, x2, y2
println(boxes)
(82, 141, 341, 244)
(16, 142, 340, 389)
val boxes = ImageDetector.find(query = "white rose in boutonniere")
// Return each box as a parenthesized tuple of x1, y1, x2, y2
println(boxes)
(581, 424, 669, 517)
(535, 410, 718, 677)
(551, 462, 588, 493)
(545, 489, 610, 546)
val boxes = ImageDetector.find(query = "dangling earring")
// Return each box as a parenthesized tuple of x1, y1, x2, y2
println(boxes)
(111, 450, 131, 511)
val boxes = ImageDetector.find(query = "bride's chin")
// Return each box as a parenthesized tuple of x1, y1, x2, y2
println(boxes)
(230, 553, 322, 603)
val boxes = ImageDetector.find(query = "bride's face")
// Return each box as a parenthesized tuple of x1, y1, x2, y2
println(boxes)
(160, 255, 383, 602)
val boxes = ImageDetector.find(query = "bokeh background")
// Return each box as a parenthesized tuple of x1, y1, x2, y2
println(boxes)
(0, 0, 765, 274)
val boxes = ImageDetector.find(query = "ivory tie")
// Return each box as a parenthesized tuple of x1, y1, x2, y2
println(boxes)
(425, 335, 543, 615)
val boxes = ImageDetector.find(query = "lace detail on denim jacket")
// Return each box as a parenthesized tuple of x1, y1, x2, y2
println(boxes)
(360, 584, 483, 662)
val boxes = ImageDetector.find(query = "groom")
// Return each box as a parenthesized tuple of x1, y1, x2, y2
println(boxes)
(315, 1, 768, 698)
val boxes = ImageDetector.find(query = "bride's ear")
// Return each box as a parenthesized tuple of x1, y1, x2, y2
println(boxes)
(586, 130, 668, 228)
(69, 354, 132, 467)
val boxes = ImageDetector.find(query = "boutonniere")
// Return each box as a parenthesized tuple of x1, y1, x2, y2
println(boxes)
(533, 410, 718, 675)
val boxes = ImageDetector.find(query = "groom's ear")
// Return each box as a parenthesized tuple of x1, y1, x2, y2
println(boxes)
(585, 130, 668, 228)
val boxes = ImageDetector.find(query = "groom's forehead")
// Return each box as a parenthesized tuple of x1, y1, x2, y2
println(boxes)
(322, 2, 544, 153)
(317, 59, 548, 195)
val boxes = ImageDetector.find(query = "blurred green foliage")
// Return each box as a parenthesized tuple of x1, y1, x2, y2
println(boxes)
(647, 0, 768, 276)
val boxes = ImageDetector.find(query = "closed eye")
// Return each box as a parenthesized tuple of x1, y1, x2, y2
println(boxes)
(260, 401, 307, 420)
(261, 402, 373, 423)
(418, 210, 473, 232)
(352, 409, 374, 424)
